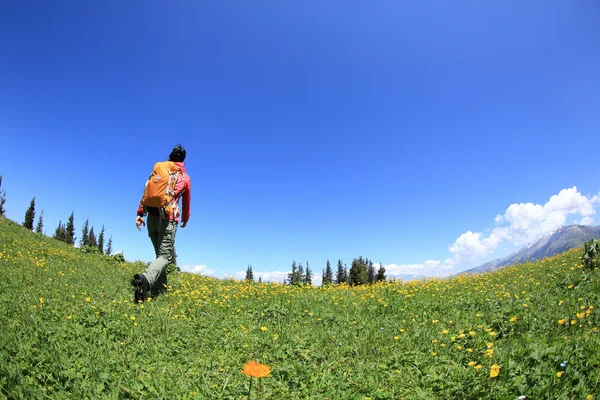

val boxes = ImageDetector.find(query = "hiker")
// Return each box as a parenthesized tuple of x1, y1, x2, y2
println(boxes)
(132, 144, 191, 302)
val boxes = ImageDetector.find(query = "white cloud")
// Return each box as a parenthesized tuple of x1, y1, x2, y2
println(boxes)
(449, 230, 503, 264)
(181, 264, 216, 276)
(448, 186, 599, 267)
(577, 216, 594, 226)
(381, 260, 453, 280)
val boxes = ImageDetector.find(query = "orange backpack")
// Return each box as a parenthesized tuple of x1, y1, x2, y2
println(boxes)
(141, 161, 181, 216)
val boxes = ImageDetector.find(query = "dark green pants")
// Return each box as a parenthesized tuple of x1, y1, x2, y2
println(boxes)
(143, 218, 177, 292)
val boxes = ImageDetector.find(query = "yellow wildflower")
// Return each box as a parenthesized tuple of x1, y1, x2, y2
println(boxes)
(490, 364, 500, 378)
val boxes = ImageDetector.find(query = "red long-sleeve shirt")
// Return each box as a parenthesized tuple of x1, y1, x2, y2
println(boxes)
(137, 162, 191, 224)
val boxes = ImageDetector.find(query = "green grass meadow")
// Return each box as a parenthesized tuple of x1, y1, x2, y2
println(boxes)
(1, 216, 600, 399)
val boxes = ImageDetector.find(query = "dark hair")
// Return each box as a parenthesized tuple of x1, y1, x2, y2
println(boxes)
(169, 144, 186, 162)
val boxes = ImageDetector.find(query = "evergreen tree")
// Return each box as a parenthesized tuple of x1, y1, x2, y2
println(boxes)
(53, 220, 62, 239)
(343, 266, 349, 283)
(323, 259, 334, 285)
(258, 276, 262, 284)
(298, 263, 305, 283)
(23, 197, 35, 230)
(349, 256, 368, 285)
(376, 262, 386, 282)
(245, 265, 254, 282)
(336, 259, 345, 284)
(35, 210, 44, 234)
(304, 262, 312, 285)
(88, 226, 97, 247)
(106, 236, 113, 255)
(97, 225, 105, 254)
(288, 261, 298, 285)
(64, 212, 76, 245)
(80, 218, 89, 247)
(367, 259, 375, 284)
(53, 220, 67, 242)
(0, 175, 6, 217)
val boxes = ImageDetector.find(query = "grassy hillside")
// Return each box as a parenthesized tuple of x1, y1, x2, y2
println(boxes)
(1, 216, 600, 399)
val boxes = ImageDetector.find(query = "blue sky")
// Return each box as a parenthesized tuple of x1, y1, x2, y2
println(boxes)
(1, 1, 599, 284)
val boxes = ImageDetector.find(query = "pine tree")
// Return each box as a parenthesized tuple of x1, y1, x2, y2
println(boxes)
(97, 225, 105, 254)
(323, 259, 333, 285)
(304, 262, 312, 285)
(23, 197, 35, 230)
(376, 262, 386, 282)
(88, 227, 97, 247)
(336, 259, 345, 284)
(0, 175, 6, 217)
(35, 210, 44, 234)
(288, 261, 298, 285)
(80, 218, 89, 247)
(64, 212, 76, 245)
(349, 256, 368, 285)
(367, 259, 375, 284)
(298, 263, 305, 283)
(53, 220, 66, 242)
(343, 266, 349, 283)
(245, 265, 254, 282)
(106, 236, 113, 255)
(258, 276, 262, 284)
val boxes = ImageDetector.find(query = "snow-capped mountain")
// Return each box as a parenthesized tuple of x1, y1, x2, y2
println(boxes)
(460, 225, 600, 275)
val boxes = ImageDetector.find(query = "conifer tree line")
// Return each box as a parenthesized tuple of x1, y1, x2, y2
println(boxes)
(0, 174, 116, 256)
(287, 257, 386, 286)
(79, 218, 112, 255)
(245, 265, 265, 283)
(287, 261, 313, 285)
(245, 265, 254, 281)
(52, 215, 113, 255)
(348, 256, 386, 285)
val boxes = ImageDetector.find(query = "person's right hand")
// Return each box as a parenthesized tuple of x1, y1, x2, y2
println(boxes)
(136, 216, 145, 230)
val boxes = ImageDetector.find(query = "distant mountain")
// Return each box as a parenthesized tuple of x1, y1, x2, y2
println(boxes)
(461, 225, 600, 275)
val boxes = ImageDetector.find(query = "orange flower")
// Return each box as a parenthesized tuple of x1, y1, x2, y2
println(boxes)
(242, 361, 271, 378)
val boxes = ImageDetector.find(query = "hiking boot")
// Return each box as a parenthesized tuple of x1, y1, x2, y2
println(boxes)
(133, 274, 150, 303)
